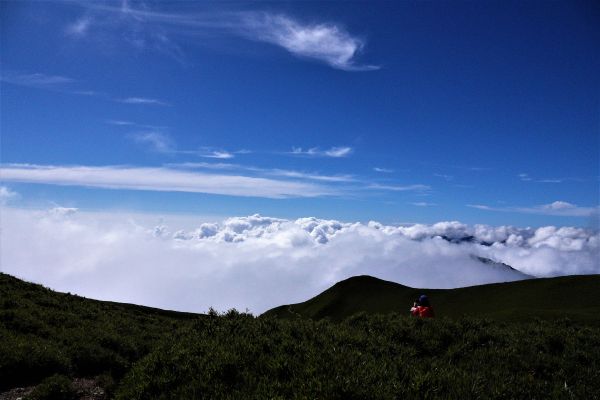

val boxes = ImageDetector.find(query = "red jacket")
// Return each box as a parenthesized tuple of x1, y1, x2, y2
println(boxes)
(411, 306, 434, 318)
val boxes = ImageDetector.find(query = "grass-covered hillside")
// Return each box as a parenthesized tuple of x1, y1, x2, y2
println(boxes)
(0, 272, 201, 397)
(2, 272, 600, 399)
(264, 274, 600, 323)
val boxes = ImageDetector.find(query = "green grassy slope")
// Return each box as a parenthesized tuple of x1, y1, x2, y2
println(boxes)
(2, 272, 600, 399)
(264, 274, 600, 323)
(0, 272, 202, 391)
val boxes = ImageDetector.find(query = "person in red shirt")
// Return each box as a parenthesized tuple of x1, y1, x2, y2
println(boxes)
(410, 294, 434, 318)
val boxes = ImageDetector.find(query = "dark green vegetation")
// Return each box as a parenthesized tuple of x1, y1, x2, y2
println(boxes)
(117, 312, 600, 399)
(0, 273, 198, 395)
(2, 272, 600, 399)
(265, 274, 600, 323)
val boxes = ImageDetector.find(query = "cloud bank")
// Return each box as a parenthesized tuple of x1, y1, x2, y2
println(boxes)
(1, 207, 597, 314)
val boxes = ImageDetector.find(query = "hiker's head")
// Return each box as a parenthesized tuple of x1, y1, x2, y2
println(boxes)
(418, 294, 430, 307)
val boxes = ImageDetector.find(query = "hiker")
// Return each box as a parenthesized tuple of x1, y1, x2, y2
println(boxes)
(410, 294, 434, 318)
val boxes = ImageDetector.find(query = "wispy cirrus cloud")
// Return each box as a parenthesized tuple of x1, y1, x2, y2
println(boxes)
(168, 162, 355, 183)
(469, 201, 599, 217)
(518, 173, 533, 182)
(201, 151, 235, 159)
(65, 16, 92, 37)
(291, 146, 353, 158)
(434, 173, 453, 181)
(106, 120, 168, 130)
(240, 13, 379, 71)
(411, 202, 436, 207)
(373, 167, 393, 173)
(70, 3, 378, 71)
(118, 97, 170, 106)
(0, 164, 335, 199)
(125, 129, 239, 159)
(2, 69, 168, 107)
(367, 183, 431, 192)
(0, 71, 75, 89)
(0, 162, 425, 199)
(268, 169, 354, 183)
(518, 173, 575, 184)
(130, 132, 174, 153)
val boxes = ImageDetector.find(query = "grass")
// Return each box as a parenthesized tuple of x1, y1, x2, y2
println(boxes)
(2, 272, 600, 399)
(116, 313, 600, 399)
(0, 272, 200, 393)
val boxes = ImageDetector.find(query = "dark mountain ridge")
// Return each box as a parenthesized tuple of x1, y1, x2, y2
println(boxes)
(264, 274, 600, 323)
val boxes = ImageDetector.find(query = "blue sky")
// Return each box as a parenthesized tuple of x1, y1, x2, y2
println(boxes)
(1, 0, 599, 227)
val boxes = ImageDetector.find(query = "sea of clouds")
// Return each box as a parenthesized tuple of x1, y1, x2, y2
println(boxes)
(1, 207, 598, 314)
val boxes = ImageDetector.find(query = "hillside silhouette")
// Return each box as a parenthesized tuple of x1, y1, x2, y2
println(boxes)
(264, 274, 600, 323)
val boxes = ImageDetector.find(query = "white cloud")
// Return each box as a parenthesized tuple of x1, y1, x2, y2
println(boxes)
(518, 173, 532, 181)
(469, 201, 599, 217)
(538, 179, 563, 183)
(368, 183, 430, 192)
(131, 132, 174, 153)
(74, 3, 377, 71)
(0, 186, 19, 205)
(291, 146, 353, 158)
(107, 120, 168, 130)
(1, 72, 75, 88)
(411, 202, 436, 207)
(202, 151, 235, 159)
(1, 208, 597, 314)
(66, 16, 92, 37)
(168, 162, 238, 170)
(434, 173, 453, 181)
(519, 173, 564, 183)
(374, 167, 393, 173)
(118, 97, 169, 106)
(325, 147, 353, 157)
(47, 207, 79, 218)
(241, 13, 378, 71)
(0, 164, 336, 199)
(169, 162, 355, 183)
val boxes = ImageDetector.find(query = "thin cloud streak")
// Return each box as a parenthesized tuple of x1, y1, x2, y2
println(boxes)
(411, 202, 436, 207)
(368, 183, 431, 192)
(118, 97, 170, 106)
(1, 71, 75, 88)
(201, 151, 235, 159)
(468, 201, 599, 217)
(290, 146, 353, 158)
(2, 69, 168, 106)
(168, 162, 355, 183)
(106, 120, 168, 130)
(0, 164, 336, 199)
